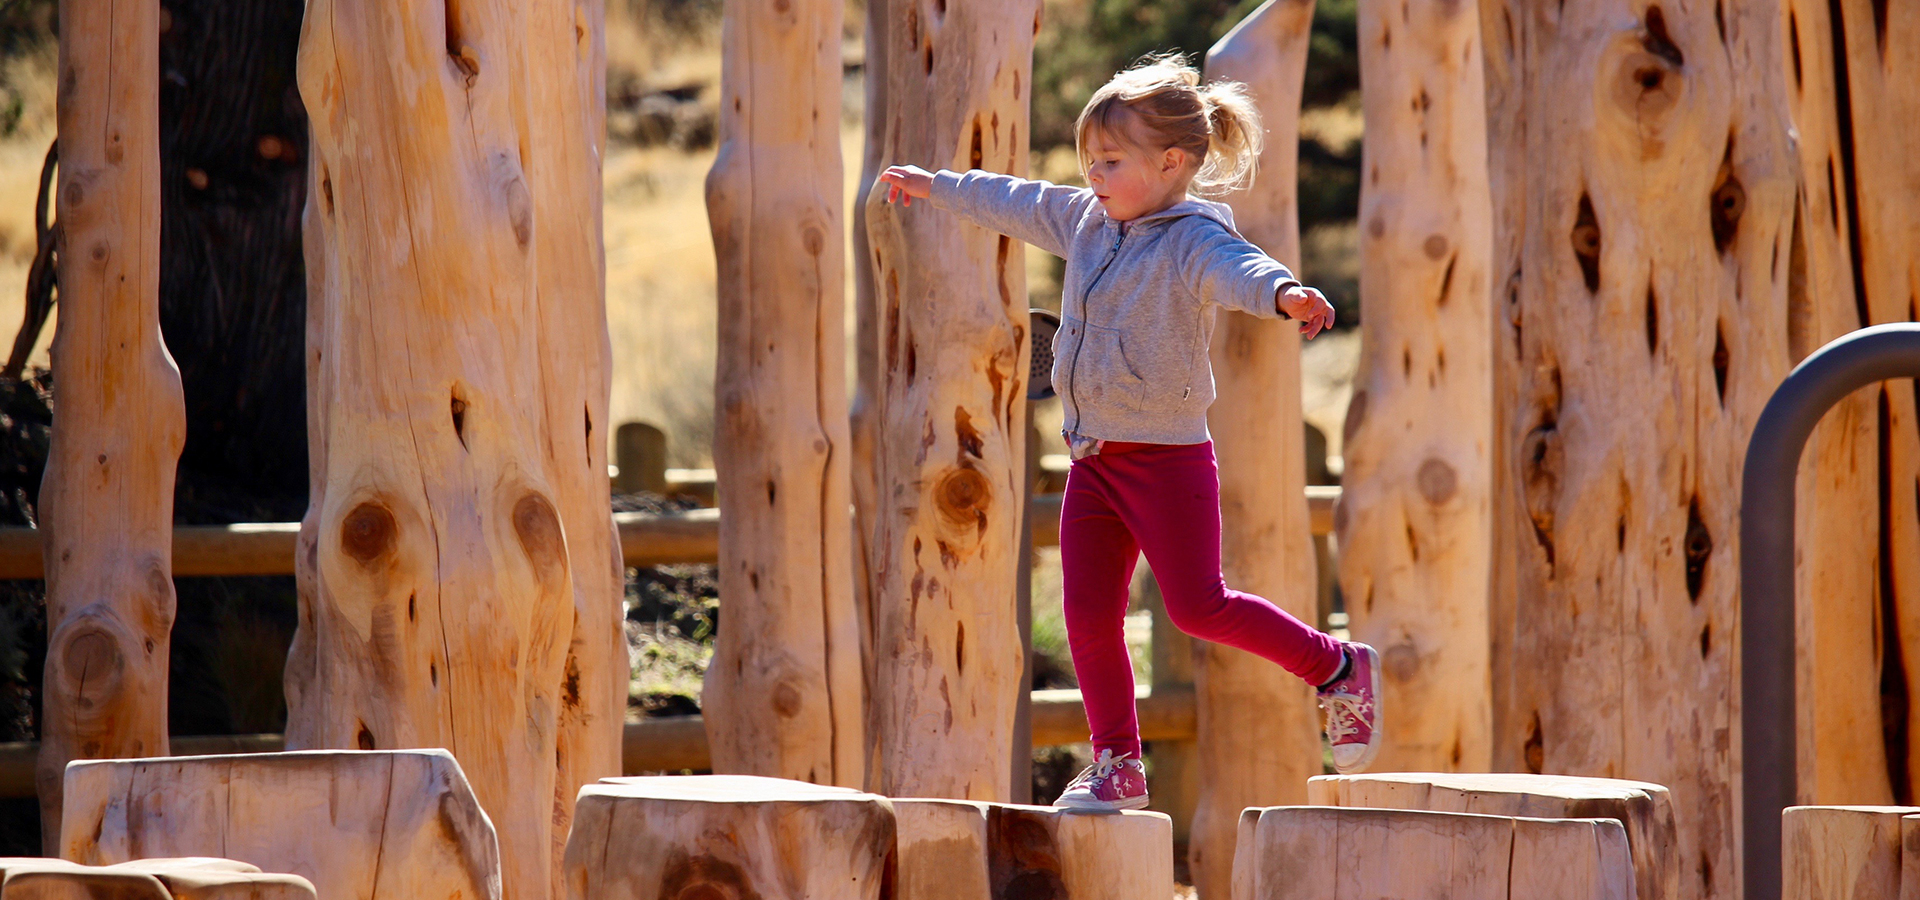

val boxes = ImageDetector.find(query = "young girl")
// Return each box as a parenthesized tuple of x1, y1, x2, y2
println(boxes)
(879, 54, 1381, 811)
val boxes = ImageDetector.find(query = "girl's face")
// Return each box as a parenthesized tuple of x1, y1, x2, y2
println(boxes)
(1083, 115, 1190, 222)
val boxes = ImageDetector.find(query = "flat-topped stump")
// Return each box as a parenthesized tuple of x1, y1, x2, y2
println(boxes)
(565, 775, 894, 900)
(58, 750, 499, 900)
(890, 798, 1171, 900)
(1308, 772, 1676, 900)
(1235, 806, 1633, 900)
(1782, 806, 1920, 899)
(0, 858, 314, 900)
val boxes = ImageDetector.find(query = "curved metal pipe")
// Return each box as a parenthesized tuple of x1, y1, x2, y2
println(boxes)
(1743, 323, 1920, 900)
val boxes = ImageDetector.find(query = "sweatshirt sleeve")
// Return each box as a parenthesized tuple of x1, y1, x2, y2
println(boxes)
(1174, 217, 1301, 320)
(925, 169, 1096, 259)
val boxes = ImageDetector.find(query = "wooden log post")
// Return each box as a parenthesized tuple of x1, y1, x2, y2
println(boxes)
(0, 859, 315, 900)
(1336, 0, 1493, 772)
(1481, 3, 1796, 896)
(862, 0, 1038, 801)
(288, 0, 617, 891)
(850, 0, 890, 798)
(1190, 3, 1318, 896)
(891, 799, 1172, 899)
(1308, 772, 1680, 900)
(1776, 0, 1886, 808)
(60, 750, 501, 900)
(1233, 807, 1635, 900)
(1780, 806, 1920, 899)
(613, 423, 668, 495)
(37, 0, 187, 850)
(564, 776, 894, 899)
(702, 0, 862, 789)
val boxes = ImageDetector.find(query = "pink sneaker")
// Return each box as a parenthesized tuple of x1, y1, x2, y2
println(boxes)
(1053, 749, 1149, 811)
(1317, 643, 1383, 774)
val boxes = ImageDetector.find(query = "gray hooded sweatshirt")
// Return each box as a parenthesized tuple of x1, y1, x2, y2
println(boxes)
(927, 168, 1300, 446)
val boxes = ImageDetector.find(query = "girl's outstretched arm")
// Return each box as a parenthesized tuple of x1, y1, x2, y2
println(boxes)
(878, 165, 1094, 259)
(1174, 217, 1336, 337)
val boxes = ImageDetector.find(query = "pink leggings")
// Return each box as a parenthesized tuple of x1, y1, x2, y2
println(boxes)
(1060, 440, 1345, 758)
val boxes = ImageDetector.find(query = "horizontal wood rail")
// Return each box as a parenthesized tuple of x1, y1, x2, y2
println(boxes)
(0, 685, 1194, 798)
(0, 488, 1338, 579)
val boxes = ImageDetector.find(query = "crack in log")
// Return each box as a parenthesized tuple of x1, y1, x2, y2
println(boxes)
(1684, 494, 1712, 603)
(1572, 193, 1601, 293)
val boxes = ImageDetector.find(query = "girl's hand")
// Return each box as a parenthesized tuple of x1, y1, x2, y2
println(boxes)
(879, 165, 936, 206)
(1279, 284, 1336, 339)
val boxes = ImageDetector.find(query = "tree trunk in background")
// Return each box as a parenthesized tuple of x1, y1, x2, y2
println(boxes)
(1483, 4, 1795, 900)
(1337, 0, 1491, 773)
(1777, 0, 1885, 807)
(1825, 0, 1920, 804)
(1191, 4, 1316, 897)
(702, 0, 863, 788)
(37, 0, 186, 849)
(863, 0, 1036, 802)
(288, 0, 615, 896)
(850, 0, 889, 794)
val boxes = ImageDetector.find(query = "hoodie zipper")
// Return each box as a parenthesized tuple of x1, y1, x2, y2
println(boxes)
(1065, 227, 1128, 435)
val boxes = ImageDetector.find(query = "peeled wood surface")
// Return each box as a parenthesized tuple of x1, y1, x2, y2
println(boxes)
(59, 750, 501, 900)
(1308, 773, 1677, 900)
(703, 0, 861, 788)
(891, 798, 1172, 900)
(862, 0, 1037, 800)
(39, 0, 187, 849)
(1779, 806, 1920, 899)
(0, 859, 314, 900)
(1481, 3, 1796, 897)
(1234, 806, 1633, 900)
(1338, 0, 1491, 773)
(564, 775, 893, 900)
(290, 0, 616, 894)
(1192, 5, 1318, 898)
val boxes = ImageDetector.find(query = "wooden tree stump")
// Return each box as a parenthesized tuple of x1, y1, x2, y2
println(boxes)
(1779, 806, 1920, 899)
(289, 0, 620, 894)
(0, 860, 314, 900)
(861, 0, 1038, 801)
(1189, 3, 1318, 897)
(1481, 2, 1797, 895)
(1234, 807, 1634, 900)
(1308, 773, 1678, 900)
(563, 775, 894, 900)
(59, 750, 501, 900)
(890, 799, 1171, 900)
(1337, 0, 1492, 774)
(102, 860, 316, 900)
(702, 0, 863, 789)
(38, 0, 187, 850)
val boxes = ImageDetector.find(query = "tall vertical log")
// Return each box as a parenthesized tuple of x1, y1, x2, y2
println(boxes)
(863, 0, 1036, 801)
(1778, 0, 1885, 807)
(703, 0, 863, 788)
(37, 0, 186, 848)
(1337, 0, 1492, 773)
(289, 0, 614, 895)
(850, 0, 891, 794)
(1484, 4, 1797, 900)
(1190, 3, 1317, 897)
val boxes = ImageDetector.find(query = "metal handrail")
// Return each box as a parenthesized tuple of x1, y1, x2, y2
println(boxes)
(1741, 323, 1920, 900)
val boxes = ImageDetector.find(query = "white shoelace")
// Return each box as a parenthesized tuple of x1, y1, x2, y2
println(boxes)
(1068, 748, 1133, 791)
(1320, 692, 1366, 743)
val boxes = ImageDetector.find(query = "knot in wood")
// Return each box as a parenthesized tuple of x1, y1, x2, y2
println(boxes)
(1384, 642, 1421, 682)
(513, 492, 565, 571)
(340, 502, 397, 564)
(1423, 234, 1450, 260)
(935, 466, 992, 529)
(1416, 457, 1458, 505)
(771, 681, 803, 718)
(61, 628, 124, 689)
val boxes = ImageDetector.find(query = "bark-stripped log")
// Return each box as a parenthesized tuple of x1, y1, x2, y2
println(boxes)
(850, 0, 891, 794)
(1189, 3, 1317, 897)
(891, 799, 1172, 900)
(1482, 2, 1796, 898)
(1778, 0, 1886, 808)
(1337, 0, 1492, 773)
(1779, 806, 1920, 899)
(289, 0, 615, 894)
(37, 0, 187, 850)
(862, 0, 1038, 801)
(702, 0, 863, 788)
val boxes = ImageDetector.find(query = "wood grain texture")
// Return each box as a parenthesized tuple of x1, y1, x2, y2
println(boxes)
(288, 0, 617, 894)
(891, 799, 1172, 900)
(1337, 0, 1492, 774)
(0, 859, 314, 900)
(59, 750, 499, 900)
(1780, 806, 1918, 899)
(1190, 5, 1319, 899)
(1308, 772, 1678, 900)
(862, 0, 1038, 800)
(1481, 3, 1797, 897)
(38, 0, 187, 850)
(564, 775, 894, 900)
(1236, 806, 1633, 900)
(702, 0, 863, 790)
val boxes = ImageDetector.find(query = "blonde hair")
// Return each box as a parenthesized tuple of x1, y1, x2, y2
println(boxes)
(1074, 52, 1264, 198)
